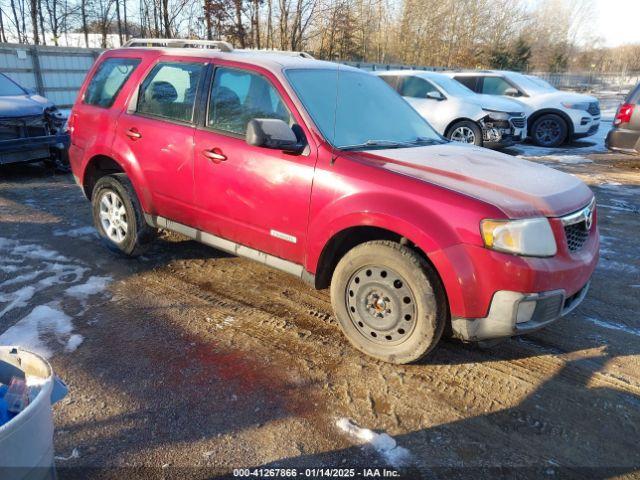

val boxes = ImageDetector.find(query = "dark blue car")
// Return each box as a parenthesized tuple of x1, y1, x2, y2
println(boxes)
(0, 73, 70, 171)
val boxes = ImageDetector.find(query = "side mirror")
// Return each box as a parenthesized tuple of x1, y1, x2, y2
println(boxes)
(504, 87, 520, 97)
(246, 118, 304, 153)
(426, 91, 445, 101)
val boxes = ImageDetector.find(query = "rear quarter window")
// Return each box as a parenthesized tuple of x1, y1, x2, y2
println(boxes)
(84, 57, 140, 108)
(454, 75, 479, 92)
(626, 83, 640, 104)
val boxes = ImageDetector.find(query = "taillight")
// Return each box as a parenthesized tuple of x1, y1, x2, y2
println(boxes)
(66, 113, 76, 134)
(614, 103, 634, 126)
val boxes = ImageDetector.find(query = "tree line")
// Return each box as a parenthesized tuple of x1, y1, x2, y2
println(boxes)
(1, 0, 639, 73)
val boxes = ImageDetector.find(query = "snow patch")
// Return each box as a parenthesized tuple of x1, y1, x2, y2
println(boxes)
(65, 276, 112, 301)
(336, 418, 411, 467)
(536, 155, 593, 164)
(53, 226, 98, 239)
(585, 317, 640, 338)
(0, 305, 79, 358)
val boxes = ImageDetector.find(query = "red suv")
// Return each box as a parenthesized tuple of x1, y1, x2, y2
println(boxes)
(68, 40, 599, 364)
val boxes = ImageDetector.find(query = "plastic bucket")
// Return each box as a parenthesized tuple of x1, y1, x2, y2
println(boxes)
(0, 347, 68, 480)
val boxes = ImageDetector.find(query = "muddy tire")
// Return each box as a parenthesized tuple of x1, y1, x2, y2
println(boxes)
(447, 120, 483, 146)
(330, 240, 447, 364)
(91, 173, 156, 256)
(531, 113, 568, 147)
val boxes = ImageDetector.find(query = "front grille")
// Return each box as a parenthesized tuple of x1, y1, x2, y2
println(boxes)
(587, 102, 600, 116)
(0, 116, 49, 141)
(510, 116, 526, 128)
(564, 222, 590, 251)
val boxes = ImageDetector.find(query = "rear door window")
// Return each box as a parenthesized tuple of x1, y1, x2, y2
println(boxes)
(207, 67, 292, 135)
(136, 61, 205, 123)
(84, 57, 140, 108)
(454, 75, 480, 92)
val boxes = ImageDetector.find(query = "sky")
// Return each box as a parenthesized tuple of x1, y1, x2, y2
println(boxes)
(593, 0, 640, 46)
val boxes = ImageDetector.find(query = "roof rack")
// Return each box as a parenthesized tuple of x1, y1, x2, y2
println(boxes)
(236, 48, 314, 59)
(123, 38, 234, 53)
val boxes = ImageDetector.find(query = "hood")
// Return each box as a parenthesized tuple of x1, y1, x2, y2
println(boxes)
(474, 94, 530, 114)
(355, 143, 593, 218)
(532, 90, 598, 105)
(0, 94, 53, 118)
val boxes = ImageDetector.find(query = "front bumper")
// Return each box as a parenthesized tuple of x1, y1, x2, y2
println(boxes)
(481, 114, 526, 149)
(0, 132, 70, 165)
(451, 281, 590, 341)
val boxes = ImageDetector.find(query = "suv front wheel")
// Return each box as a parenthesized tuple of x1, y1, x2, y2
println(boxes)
(330, 240, 446, 364)
(91, 173, 156, 256)
(531, 113, 568, 147)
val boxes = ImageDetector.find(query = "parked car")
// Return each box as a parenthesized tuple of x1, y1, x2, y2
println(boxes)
(0, 73, 70, 171)
(68, 40, 598, 364)
(377, 70, 529, 149)
(606, 81, 640, 155)
(445, 71, 601, 148)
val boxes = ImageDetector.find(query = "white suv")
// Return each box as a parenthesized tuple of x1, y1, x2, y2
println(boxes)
(377, 70, 529, 149)
(446, 71, 601, 147)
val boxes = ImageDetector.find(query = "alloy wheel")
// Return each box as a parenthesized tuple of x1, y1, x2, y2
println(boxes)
(535, 118, 562, 146)
(450, 126, 476, 144)
(99, 190, 128, 244)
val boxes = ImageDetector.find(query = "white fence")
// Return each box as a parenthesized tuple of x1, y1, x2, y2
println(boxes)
(0, 43, 102, 107)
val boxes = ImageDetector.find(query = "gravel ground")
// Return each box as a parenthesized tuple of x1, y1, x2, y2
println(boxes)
(0, 133, 639, 479)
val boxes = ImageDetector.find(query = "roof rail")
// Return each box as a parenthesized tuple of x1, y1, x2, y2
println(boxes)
(123, 38, 234, 53)
(230, 48, 315, 59)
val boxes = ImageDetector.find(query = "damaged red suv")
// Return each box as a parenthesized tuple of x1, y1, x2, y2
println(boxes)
(68, 40, 598, 364)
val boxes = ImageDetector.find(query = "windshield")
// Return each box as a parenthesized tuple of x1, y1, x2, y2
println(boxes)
(430, 75, 475, 97)
(285, 68, 443, 149)
(508, 72, 556, 94)
(0, 74, 26, 96)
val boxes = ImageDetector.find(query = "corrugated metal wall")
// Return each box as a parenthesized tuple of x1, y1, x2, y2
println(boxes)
(0, 43, 103, 107)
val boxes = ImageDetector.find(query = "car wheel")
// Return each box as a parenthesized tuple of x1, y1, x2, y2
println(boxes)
(44, 149, 71, 174)
(330, 240, 447, 364)
(531, 114, 568, 147)
(91, 173, 157, 256)
(447, 120, 483, 146)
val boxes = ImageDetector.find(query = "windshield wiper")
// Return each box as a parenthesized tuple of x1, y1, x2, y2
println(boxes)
(340, 139, 418, 151)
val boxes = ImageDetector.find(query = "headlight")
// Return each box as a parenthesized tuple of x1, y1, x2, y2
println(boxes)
(561, 101, 590, 111)
(482, 109, 510, 120)
(480, 218, 557, 257)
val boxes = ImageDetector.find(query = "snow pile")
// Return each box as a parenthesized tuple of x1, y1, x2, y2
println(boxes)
(0, 305, 82, 358)
(336, 418, 411, 467)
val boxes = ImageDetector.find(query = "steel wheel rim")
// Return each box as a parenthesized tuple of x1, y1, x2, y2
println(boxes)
(535, 119, 561, 145)
(450, 126, 476, 144)
(345, 266, 417, 345)
(99, 190, 128, 244)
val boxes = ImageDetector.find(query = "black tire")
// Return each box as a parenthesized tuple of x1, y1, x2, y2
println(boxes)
(446, 120, 483, 146)
(330, 240, 447, 364)
(91, 173, 157, 256)
(531, 113, 568, 147)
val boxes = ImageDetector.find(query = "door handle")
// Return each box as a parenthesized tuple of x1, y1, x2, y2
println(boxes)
(202, 148, 227, 163)
(126, 128, 142, 140)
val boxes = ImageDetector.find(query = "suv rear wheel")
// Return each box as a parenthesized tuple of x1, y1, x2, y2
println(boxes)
(531, 113, 568, 147)
(330, 241, 446, 364)
(91, 173, 156, 256)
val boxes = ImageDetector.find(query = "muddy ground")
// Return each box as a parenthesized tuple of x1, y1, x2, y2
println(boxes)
(0, 141, 639, 479)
